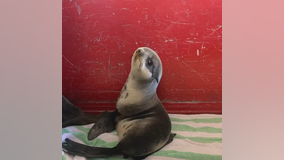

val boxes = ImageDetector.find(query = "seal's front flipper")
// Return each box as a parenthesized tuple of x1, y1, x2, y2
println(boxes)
(87, 111, 115, 140)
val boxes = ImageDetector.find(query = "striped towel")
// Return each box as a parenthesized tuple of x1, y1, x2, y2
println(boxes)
(62, 114, 222, 160)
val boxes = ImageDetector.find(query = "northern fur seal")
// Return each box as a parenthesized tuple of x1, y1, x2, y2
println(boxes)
(62, 47, 176, 159)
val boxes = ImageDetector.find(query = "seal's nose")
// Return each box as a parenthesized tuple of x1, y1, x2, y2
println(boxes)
(135, 48, 144, 57)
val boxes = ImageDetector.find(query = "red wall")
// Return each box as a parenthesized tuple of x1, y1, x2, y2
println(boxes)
(62, 0, 222, 114)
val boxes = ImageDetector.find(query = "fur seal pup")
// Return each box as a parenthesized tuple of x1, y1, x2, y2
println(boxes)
(62, 47, 176, 159)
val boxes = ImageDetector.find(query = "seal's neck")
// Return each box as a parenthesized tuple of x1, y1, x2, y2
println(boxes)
(128, 75, 157, 95)
(116, 74, 160, 115)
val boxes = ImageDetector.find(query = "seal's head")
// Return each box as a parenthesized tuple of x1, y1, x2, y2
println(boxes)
(116, 47, 163, 115)
(131, 47, 163, 84)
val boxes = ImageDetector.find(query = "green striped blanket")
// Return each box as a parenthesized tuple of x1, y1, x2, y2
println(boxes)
(62, 114, 222, 160)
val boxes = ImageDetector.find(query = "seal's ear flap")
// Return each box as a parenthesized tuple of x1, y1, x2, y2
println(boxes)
(152, 63, 161, 84)
(155, 77, 159, 83)
(151, 65, 158, 83)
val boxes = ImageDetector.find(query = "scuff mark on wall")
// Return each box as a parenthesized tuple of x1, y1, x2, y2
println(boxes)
(165, 39, 174, 42)
(63, 55, 78, 69)
(75, 1, 81, 15)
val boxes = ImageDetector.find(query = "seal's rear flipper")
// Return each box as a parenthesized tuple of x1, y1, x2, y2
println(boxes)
(87, 111, 116, 140)
(62, 138, 120, 158)
(166, 133, 177, 145)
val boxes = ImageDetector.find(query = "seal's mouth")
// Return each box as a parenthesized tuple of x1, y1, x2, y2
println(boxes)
(133, 52, 143, 71)
(137, 57, 143, 72)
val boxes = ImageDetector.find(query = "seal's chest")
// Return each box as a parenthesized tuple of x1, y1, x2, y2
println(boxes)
(117, 87, 143, 107)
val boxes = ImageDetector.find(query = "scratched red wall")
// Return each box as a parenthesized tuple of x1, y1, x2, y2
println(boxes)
(62, 0, 222, 114)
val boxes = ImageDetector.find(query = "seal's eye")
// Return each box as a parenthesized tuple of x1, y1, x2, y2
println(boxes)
(147, 59, 153, 65)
